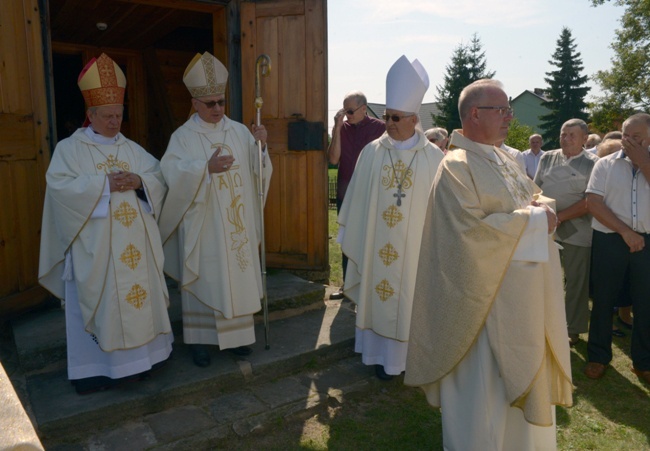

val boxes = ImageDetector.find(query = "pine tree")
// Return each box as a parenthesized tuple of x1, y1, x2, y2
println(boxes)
(434, 34, 495, 132)
(539, 27, 590, 149)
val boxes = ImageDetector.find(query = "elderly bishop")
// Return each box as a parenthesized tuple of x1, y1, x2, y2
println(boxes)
(158, 52, 272, 367)
(338, 55, 444, 380)
(39, 54, 173, 394)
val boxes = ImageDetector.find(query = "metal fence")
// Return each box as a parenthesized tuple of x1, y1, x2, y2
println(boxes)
(328, 174, 337, 210)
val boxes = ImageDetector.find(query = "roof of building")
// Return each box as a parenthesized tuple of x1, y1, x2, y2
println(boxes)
(367, 102, 441, 131)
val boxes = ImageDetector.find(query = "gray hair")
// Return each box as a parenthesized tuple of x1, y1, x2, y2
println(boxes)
(529, 134, 542, 142)
(596, 139, 622, 158)
(586, 133, 602, 147)
(622, 113, 650, 135)
(458, 79, 505, 121)
(603, 131, 622, 141)
(561, 118, 589, 135)
(425, 127, 448, 141)
(344, 91, 367, 107)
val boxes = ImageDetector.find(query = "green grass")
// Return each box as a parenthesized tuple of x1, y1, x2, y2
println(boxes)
(214, 331, 650, 450)
(255, 195, 650, 449)
(328, 208, 343, 287)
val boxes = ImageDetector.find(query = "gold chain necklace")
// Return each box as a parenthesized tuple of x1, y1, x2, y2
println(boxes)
(387, 148, 418, 207)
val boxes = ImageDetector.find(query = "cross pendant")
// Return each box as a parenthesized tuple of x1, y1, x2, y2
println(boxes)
(394, 186, 405, 206)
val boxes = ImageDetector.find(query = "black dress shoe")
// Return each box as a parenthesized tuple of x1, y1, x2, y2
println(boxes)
(612, 328, 626, 338)
(134, 359, 168, 381)
(190, 344, 211, 367)
(330, 289, 344, 300)
(228, 346, 253, 356)
(375, 365, 394, 381)
(72, 376, 120, 395)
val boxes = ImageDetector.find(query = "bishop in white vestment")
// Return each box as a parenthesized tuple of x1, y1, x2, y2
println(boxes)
(158, 52, 272, 367)
(339, 55, 443, 379)
(39, 54, 173, 394)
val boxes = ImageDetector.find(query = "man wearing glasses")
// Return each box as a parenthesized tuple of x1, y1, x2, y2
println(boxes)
(338, 55, 443, 380)
(327, 91, 385, 300)
(158, 52, 273, 368)
(406, 79, 572, 449)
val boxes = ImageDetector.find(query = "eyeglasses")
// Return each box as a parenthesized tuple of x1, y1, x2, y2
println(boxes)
(195, 98, 226, 109)
(382, 114, 414, 122)
(476, 106, 513, 117)
(345, 105, 364, 115)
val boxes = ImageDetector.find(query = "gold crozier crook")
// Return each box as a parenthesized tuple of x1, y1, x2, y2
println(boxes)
(255, 54, 271, 350)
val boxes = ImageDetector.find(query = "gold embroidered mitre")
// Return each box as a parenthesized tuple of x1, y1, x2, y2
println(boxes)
(183, 52, 228, 98)
(77, 53, 126, 108)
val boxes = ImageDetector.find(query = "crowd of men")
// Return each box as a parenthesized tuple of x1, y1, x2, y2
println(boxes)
(330, 62, 649, 448)
(38, 51, 649, 449)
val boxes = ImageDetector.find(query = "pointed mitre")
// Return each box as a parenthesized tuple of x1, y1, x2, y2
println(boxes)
(183, 52, 228, 98)
(385, 55, 429, 114)
(77, 53, 126, 108)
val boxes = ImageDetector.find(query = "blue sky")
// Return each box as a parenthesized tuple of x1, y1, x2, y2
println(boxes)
(327, 0, 626, 132)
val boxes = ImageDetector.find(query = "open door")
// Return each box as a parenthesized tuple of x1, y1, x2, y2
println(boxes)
(241, 0, 329, 273)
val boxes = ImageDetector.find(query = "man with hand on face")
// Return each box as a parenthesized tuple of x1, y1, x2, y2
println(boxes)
(158, 52, 272, 368)
(327, 91, 385, 300)
(406, 79, 572, 450)
(39, 53, 173, 395)
(338, 55, 443, 381)
(584, 113, 650, 386)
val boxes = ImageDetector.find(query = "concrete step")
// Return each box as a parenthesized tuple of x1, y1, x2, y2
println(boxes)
(24, 298, 356, 444)
(12, 271, 327, 373)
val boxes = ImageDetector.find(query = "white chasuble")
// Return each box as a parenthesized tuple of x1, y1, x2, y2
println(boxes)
(159, 115, 272, 347)
(340, 131, 443, 342)
(39, 129, 171, 353)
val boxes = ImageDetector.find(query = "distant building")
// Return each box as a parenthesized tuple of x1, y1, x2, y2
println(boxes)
(510, 89, 551, 134)
(367, 102, 441, 131)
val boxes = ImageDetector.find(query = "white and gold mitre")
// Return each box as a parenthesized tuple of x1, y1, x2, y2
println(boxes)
(183, 52, 228, 98)
(77, 53, 126, 108)
(386, 55, 429, 114)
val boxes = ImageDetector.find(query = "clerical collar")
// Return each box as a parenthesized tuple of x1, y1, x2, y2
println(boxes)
(475, 143, 503, 165)
(388, 132, 419, 150)
(194, 113, 225, 131)
(84, 125, 119, 145)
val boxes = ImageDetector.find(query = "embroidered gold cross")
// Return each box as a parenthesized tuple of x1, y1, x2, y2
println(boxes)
(379, 243, 399, 266)
(113, 201, 138, 228)
(119, 244, 142, 270)
(97, 154, 129, 173)
(125, 283, 147, 309)
(382, 205, 404, 228)
(375, 278, 395, 302)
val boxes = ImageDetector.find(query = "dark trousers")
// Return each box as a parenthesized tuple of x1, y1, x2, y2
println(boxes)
(336, 198, 348, 283)
(588, 231, 650, 370)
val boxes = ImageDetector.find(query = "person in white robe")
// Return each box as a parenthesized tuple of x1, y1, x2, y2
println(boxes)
(158, 52, 272, 367)
(405, 79, 573, 450)
(338, 55, 444, 380)
(39, 53, 173, 395)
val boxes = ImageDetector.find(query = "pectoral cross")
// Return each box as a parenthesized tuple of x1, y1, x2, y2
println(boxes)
(394, 185, 405, 206)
